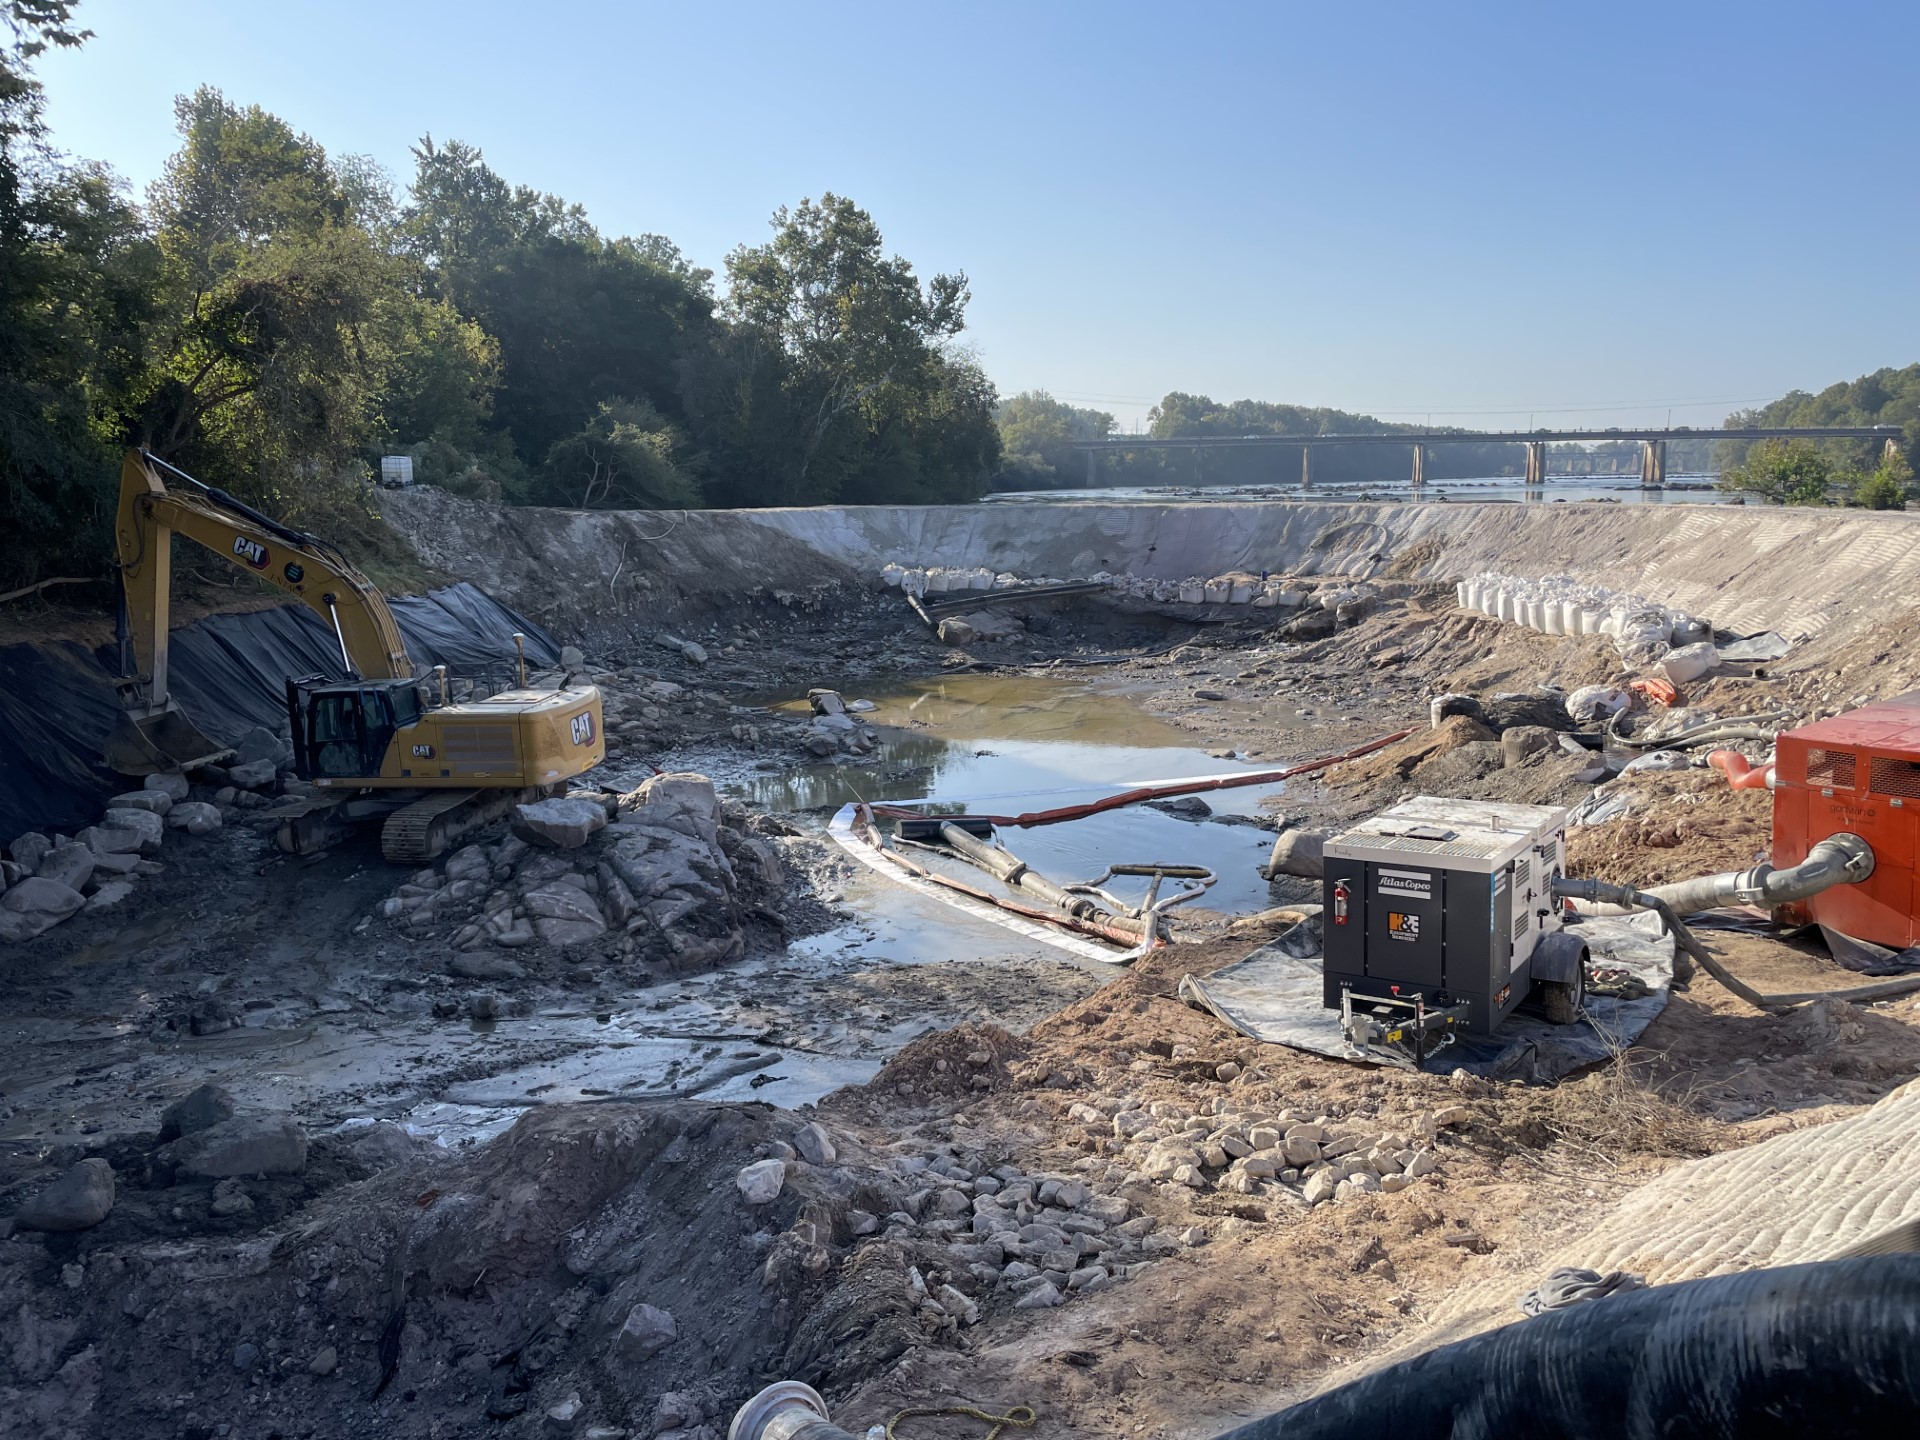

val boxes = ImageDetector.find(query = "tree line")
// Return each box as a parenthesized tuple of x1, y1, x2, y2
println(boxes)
(0, 3, 999, 590)
(994, 373, 1920, 506)
(992, 391, 1595, 490)
(1715, 365, 1919, 508)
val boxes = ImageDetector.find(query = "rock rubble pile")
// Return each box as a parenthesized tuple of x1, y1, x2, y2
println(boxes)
(0, 724, 302, 943)
(377, 772, 786, 973)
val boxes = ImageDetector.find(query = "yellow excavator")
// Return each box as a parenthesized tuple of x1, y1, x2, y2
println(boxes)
(108, 449, 606, 862)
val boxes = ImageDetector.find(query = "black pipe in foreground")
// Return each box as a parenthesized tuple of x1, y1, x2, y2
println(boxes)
(1213, 1257, 1920, 1440)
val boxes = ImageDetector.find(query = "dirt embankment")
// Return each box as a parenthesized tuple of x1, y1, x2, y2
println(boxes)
(379, 487, 1920, 664)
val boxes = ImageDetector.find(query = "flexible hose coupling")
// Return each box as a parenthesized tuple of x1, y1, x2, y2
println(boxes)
(1551, 876, 1639, 908)
(729, 1382, 859, 1440)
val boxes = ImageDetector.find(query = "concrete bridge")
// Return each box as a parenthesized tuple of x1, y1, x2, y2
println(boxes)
(1073, 425, 1902, 489)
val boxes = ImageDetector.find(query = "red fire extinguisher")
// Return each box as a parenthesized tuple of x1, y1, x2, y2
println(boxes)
(1332, 878, 1350, 925)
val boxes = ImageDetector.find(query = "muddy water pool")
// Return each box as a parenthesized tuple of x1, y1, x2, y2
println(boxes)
(1, 675, 1301, 1158)
(722, 671, 1296, 919)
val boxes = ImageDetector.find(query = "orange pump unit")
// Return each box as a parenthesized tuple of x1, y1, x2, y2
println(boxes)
(1772, 692, 1920, 948)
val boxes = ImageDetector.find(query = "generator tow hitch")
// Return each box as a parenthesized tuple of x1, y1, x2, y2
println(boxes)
(1340, 985, 1472, 1066)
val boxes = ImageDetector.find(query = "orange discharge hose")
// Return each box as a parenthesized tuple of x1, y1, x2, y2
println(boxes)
(1709, 749, 1774, 790)
(871, 727, 1417, 829)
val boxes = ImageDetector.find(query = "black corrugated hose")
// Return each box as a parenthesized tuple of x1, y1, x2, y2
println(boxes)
(1212, 1255, 1920, 1440)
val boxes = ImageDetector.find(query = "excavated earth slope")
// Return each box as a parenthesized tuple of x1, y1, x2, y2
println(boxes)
(382, 489, 1920, 651)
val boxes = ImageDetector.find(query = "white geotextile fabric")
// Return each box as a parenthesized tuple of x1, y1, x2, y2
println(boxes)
(1542, 1077, 1920, 1283)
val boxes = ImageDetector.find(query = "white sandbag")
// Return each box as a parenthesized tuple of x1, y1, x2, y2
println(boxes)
(1566, 685, 1631, 725)
(1660, 642, 1720, 685)
(1620, 749, 1695, 774)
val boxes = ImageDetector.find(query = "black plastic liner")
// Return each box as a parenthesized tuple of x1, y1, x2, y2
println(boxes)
(0, 584, 560, 845)
(1213, 1255, 1920, 1440)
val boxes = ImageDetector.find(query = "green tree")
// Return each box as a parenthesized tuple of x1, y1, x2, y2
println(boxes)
(993, 390, 1114, 488)
(1, 3, 157, 587)
(531, 397, 699, 510)
(403, 138, 712, 469)
(3, 2, 88, 70)
(1851, 448, 1913, 510)
(135, 90, 391, 501)
(125, 89, 496, 536)
(1717, 439, 1836, 505)
(721, 193, 977, 503)
(1720, 364, 1920, 480)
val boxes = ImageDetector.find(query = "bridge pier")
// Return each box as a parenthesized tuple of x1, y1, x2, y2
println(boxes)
(1301, 446, 1312, 489)
(1525, 441, 1547, 487)
(1086, 448, 1101, 487)
(1640, 439, 1666, 487)
(1411, 443, 1426, 489)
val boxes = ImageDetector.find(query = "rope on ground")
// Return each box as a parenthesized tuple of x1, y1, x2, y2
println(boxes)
(0, 575, 89, 604)
(886, 1403, 1037, 1440)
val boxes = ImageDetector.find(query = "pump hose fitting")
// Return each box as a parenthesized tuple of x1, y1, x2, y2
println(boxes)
(1551, 872, 1920, 1011)
(729, 1383, 858, 1440)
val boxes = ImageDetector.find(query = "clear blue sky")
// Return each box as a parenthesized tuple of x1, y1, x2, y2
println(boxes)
(36, 0, 1920, 432)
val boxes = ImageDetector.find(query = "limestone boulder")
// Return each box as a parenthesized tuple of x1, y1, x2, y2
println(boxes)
(84, 880, 135, 912)
(736, 1159, 786, 1204)
(512, 796, 608, 851)
(143, 772, 191, 802)
(109, 789, 173, 816)
(604, 831, 731, 905)
(523, 880, 605, 926)
(9, 831, 54, 874)
(234, 726, 294, 770)
(35, 842, 96, 892)
(161, 1113, 309, 1177)
(160, 1082, 237, 1141)
(227, 758, 279, 790)
(101, 807, 166, 854)
(0, 876, 86, 940)
(612, 1303, 678, 1360)
(15, 1158, 114, 1232)
(793, 1121, 836, 1166)
(618, 772, 721, 843)
(166, 801, 223, 835)
(1263, 828, 1327, 880)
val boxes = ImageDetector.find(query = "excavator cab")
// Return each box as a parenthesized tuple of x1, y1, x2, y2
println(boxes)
(286, 675, 432, 782)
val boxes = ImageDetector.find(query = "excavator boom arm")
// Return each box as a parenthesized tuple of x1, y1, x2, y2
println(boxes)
(114, 450, 412, 709)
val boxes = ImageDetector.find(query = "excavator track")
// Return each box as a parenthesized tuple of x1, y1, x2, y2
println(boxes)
(380, 784, 560, 865)
(271, 794, 362, 856)
(380, 789, 482, 865)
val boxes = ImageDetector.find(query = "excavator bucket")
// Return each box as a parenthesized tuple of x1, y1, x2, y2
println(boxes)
(104, 704, 233, 777)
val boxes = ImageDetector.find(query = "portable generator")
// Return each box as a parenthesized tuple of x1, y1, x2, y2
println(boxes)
(1322, 797, 1587, 1059)
(1772, 692, 1920, 949)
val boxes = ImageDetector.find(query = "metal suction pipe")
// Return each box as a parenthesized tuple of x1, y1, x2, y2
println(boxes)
(1562, 833, 1875, 918)
(728, 1383, 857, 1440)
(1553, 869, 1920, 1011)
(1647, 832, 1874, 914)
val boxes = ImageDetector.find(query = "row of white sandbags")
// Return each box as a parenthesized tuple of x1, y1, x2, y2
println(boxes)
(1454, 573, 1710, 657)
(882, 563, 1367, 611)
(882, 564, 1061, 596)
(1101, 572, 1328, 608)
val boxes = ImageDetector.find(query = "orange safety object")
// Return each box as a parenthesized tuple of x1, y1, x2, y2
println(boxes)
(1629, 676, 1679, 707)
(1771, 692, 1920, 948)
(1709, 749, 1775, 790)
